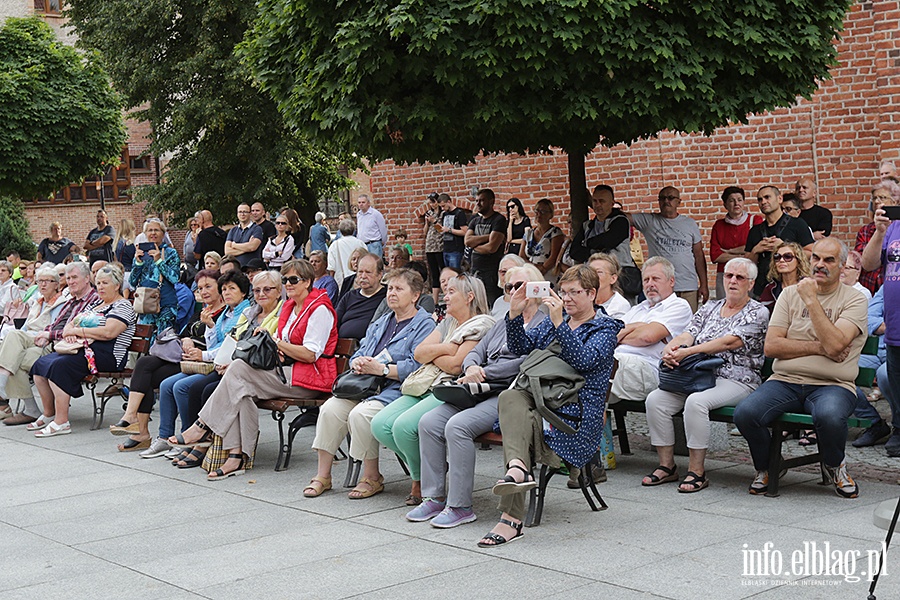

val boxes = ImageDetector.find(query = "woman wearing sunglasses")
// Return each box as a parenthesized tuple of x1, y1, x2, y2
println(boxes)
(169, 259, 337, 479)
(262, 214, 296, 269)
(759, 242, 811, 314)
(643, 258, 768, 493)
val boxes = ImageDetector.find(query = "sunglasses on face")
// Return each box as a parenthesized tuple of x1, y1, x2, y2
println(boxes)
(504, 281, 524, 294)
(275, 221, 288, 225)
(723, 272, 748, 281)
(281, 276, 302, 285)
(773, 253, 796, 263)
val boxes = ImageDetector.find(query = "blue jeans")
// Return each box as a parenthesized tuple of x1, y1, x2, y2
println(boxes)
(442, 251, 462, 269)
(157, 372, 209, 438)
(366, 241, 383, 258)
(886, 345, 900, 430)
(853, 387, 881, 422)
(733, 379, 856, 469)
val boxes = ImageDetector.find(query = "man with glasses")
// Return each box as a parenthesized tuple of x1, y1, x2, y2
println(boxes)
(224, 203, 265, 267)
(608, 257, 692, 405)
(735, 238, 867, 498)
(629, 186, 708, 311)
(745, 185, 815, 297)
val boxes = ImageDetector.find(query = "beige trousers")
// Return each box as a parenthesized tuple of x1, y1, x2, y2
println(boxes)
(0, 330, 49, 399)
(312, 397, 384, 460)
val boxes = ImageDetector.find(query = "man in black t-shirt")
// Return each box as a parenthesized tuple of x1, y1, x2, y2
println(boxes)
(745, 185, 815, 296)
(192, 210, 227, 261)
(84, 210, 115, 266)
(37, 222, 77, 265)
(464, 188, 507, 304)
(437, 194, 468, 269)
(251, 202, 277, 241)
(796, 177, 832, 240)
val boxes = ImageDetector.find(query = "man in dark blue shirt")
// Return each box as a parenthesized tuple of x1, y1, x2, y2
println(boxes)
(224, 203, 264, 267)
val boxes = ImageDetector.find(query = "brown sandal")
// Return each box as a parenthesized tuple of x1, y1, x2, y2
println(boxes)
(303, 476, 332, 498)
(348, 475, 384, 499)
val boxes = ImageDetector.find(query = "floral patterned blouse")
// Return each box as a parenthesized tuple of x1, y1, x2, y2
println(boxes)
(686, 298, 769, 387)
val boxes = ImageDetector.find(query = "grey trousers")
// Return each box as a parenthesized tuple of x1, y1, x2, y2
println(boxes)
(419, 396, 498, 508)
(199, 359, 319, 452)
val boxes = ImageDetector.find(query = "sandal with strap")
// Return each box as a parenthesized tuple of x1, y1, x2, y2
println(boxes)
(348, 475, 385, 499)
(175, 448, 207, 469)
(208, 453, 245, 481)
(169, 420, 213, 449)
(642, 464, 679, 486)
(477, 518, 524, 548)
(491, 464, 537, 496)
(171, 449, 191, 465)
(25, 414, 55, 431)
(677, 471, 709, 493)
(303, 476, 332, 498)
(798, 430, 818, 447)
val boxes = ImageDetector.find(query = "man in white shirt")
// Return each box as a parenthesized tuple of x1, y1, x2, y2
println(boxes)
(608, 256, 693, 404)
(328, 219, 367, 287)
(356, 195, 388, 258)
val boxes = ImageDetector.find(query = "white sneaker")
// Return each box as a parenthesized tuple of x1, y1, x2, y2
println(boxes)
(140, 437, 172, 459)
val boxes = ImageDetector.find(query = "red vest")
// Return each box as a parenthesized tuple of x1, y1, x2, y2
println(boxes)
(277, 289, 338, 392)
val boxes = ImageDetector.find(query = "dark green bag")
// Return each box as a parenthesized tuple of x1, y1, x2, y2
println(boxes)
(514, 342, 585, 435)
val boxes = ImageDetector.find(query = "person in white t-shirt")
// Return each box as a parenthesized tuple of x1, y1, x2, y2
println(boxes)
(608, 257, 693, 404)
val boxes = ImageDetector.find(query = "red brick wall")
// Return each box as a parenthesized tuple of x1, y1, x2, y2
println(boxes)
(369, 1, 900, 283)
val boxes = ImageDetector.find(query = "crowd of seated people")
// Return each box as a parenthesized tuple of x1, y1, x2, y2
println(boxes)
(1, 181, 897, 547)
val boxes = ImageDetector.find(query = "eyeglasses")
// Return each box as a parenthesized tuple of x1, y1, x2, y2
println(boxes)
(275, 221, 288, 225)
(723, 272, 748, 281)
(37, 279, 55, 284)
(773, 253, 796, 263)
(253, 286, 278, 295)
(504, 281, 524, 294)
(281, 276, 302, 285)
(559, 288, 590, 298)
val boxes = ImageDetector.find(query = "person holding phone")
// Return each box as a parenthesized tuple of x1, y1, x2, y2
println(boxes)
(129, 218, 180, 335)
(862, 193, 900, 456)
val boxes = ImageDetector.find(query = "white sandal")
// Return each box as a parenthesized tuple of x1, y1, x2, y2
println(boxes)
(34, 421, 71, 438)
(25, 414, 55, 431)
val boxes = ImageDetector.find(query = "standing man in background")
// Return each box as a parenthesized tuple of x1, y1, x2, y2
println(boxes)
(356, 195, 388, 258)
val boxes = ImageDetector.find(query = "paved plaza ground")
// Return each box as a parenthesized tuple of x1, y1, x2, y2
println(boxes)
(1, 400, 898, 599)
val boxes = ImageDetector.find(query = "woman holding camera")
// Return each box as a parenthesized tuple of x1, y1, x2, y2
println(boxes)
(129, 218, 180, 334)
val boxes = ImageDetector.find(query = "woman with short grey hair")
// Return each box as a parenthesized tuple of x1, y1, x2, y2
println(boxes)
(643, 257, 768, 493)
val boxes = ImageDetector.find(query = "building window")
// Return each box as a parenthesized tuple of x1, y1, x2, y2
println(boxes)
(28, 149, 133, 205)
(34, 0, 63, 15)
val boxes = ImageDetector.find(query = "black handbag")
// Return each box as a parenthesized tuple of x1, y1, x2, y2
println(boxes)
(332, 371, 387, 402)
(432, 381, 509, 410)
(233, 330, 286, 383)
(657, 352, 725, 395)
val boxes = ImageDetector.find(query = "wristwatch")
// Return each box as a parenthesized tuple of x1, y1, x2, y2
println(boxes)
(382, 364, 390, 377)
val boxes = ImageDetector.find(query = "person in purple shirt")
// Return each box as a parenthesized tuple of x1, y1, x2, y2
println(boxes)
(862, 202, 900, 456)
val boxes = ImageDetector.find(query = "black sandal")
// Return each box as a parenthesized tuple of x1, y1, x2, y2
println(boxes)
(208, 453, 245, 481)
(169, 420, 213, 449)
(171, 450, 191, 465)
(798, 430, 818, 447)
(477, 518, 524, 548)
(175, 448, 207, 469)
(642, 464, 678, 486)
(491, 463, 537, 496)
(677, 471, 709, 493)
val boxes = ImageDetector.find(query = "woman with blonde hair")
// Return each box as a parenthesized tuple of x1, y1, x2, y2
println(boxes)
(758, 241, 811, 313)
(370, 274, 494, 504)
(183, 215, 200, 268)
(204, 251, 223, 271)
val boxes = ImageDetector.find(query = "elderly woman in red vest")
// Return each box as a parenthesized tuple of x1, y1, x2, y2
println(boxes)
(170, 259, 337, 480)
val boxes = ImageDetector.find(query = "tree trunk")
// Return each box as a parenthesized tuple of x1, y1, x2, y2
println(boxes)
(567, 152, 589, 231)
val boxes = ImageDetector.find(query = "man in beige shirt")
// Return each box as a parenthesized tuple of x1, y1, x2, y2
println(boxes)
(733, 238, 867, 499)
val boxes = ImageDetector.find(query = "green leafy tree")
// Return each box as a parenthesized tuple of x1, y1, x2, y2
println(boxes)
(0, 196, 37, 260)
(0, 17, 125, 199)
(66, 0, 359, 223)
(242, 0, 852, 219)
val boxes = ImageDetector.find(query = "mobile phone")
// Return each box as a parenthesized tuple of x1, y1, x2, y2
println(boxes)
(525, 281, 550, 299)
(883, 206, 900, 220)
(138, 242, 156, 252)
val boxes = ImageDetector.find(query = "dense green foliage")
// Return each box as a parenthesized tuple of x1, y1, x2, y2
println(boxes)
(0, 196, 37, 260)
(66, 0, 359, 222)
(0, 17, 125, 199)
(243, 0, 852, 164)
